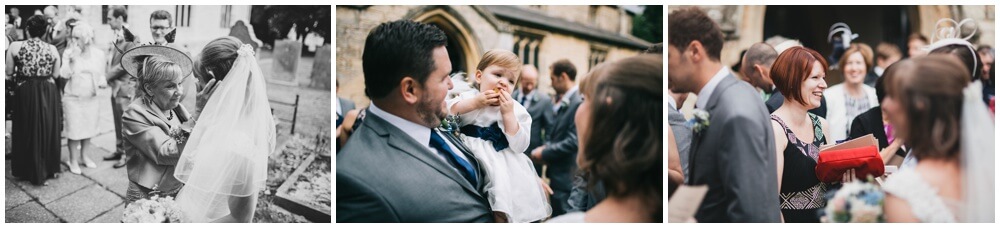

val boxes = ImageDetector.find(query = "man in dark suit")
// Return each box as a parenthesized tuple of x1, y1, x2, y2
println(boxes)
(530, 59, 582, 217)
(512, 65, 552, 176)
(337, 20, 493, 222)
(668, 7, 780, 222)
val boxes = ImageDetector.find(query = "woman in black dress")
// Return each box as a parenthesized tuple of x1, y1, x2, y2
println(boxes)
(5, 15, 62, 185)
(768, 46, 833, 222)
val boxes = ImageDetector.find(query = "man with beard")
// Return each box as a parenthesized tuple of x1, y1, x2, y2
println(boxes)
(337, 20, 493, 222)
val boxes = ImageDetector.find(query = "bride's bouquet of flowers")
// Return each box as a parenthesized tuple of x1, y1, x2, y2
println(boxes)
(821, 181, 885, 223)
(122, 195, 183, 223)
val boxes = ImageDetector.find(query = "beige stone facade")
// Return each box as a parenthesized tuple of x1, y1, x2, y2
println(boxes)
(336, 5, 652, 107)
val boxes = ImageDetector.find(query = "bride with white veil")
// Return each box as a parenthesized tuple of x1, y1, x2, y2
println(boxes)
(881, 19, 994, 223)
(173, 37, 276, 222)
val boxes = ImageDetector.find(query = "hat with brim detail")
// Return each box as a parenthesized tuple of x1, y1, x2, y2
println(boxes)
(121, 45, 193, 78)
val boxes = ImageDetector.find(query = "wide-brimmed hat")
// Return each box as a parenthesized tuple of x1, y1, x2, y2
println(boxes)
(121, 45, 193, 78)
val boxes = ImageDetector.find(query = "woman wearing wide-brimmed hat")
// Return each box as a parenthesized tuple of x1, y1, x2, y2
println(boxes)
(119, 44, 203, 205)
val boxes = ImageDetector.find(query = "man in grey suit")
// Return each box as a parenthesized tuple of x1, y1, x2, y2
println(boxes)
(530, 59, 582, 217)
(512, 65, 552, 176)
(336, 77, 356, 128)
(667, 8, 780, 222)
(667, 84, 692, 178)
(337, 20, 493, 222)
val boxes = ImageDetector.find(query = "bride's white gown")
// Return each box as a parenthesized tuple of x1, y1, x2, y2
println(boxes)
(173, 44, 276, 222)
(883, 81, 994, 223)
(882, 170, 959, 222)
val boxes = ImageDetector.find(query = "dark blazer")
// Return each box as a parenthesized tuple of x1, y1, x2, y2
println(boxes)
(765, 90, 827, 118)
(688, 74, 781, 222)
(336, 112, 493, 222)
(540, 89, 583, 216)
(848, 107, 903, 156)
(512, 89, 553, 175)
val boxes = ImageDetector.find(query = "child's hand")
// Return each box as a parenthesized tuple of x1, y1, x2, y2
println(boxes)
(498, 89, 514, 114)
(477, 89, 501, 108)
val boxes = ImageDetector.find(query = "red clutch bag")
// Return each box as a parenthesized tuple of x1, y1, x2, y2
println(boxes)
(815, 145, 884, 183)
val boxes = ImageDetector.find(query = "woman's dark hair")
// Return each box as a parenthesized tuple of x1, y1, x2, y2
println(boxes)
(25, 15, 48, 38)
(579, 54, 663, 222)
(196, 36, 241, 81)
(362, 20, 447, 99)
(930, 44, 982, 81)
(883, 55, 969, 160)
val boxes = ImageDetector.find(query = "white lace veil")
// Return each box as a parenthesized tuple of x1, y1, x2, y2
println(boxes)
(174, 44, 276, 222)
(927, 18, 996, 222)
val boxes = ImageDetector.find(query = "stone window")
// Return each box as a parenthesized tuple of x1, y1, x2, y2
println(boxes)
(589, 45, 609, 69)
(513, 33, 543, 69)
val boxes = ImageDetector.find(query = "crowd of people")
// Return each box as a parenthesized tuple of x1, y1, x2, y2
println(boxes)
(7, 6, 279, 222)
(336, 19, 663, 222)
(667, 7, 994, 223)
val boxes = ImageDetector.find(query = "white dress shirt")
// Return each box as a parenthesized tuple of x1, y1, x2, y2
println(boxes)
(367, 103, 470, 174)
(695, 67, 730, 109)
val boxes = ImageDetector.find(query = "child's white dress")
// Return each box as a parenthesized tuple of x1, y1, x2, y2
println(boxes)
(446, 90, 551, 223)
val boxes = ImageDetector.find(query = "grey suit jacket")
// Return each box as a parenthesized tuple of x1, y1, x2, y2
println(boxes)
(512, 90, 553, 158)
(336, 112, 493, 222)
(667, 105, 692, 178)
(541, 90, 583, 191)
(687, 74, 780, 222)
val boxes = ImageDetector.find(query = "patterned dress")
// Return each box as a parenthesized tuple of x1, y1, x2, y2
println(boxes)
(10, 38, 63, 185)
(772, 113, 827, 223)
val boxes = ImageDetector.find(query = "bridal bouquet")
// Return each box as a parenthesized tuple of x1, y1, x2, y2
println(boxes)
(122, 195, 183, 223)
(822, 181, 885, 223)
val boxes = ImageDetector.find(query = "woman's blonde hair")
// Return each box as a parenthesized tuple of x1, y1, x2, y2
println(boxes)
(136, 56, 183, 98)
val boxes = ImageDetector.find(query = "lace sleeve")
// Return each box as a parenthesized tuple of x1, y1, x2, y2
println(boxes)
(882, 170, 957, 222)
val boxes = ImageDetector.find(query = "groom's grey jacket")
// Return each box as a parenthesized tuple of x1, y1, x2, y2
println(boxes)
(686, 74, 781, 222)
(337, 112, 493, 222)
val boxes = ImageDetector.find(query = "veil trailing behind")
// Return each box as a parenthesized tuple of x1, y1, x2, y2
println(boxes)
(174, 44, 276, 222)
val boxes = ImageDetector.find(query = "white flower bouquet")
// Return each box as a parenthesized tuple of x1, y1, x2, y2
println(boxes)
(822, 181, 885, 223)
(122, 195, 183, 223)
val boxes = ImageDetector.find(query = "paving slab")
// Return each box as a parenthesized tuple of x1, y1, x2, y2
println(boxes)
(88, 202, 125, 223)
(19, 173, 94, 205)
(45, 185, 123, 223)
(5, 201, 60, 223)
(5, 179, 32, 210)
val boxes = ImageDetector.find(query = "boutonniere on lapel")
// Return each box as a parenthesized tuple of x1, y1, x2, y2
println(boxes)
(438, 115, 462, 138)
(686, 109, 711, 134)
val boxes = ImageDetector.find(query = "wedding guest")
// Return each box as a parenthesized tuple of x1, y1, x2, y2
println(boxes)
(529, 59, 583, 217)
(6, 15, 62, 186)
(929, 42, 986, 105)
(768, 46, 832, 223)
(976, 45, 994, 103)
(906, 33, 929, 58)
(548, 54, 663, 223)
(667, 81, 691, 178)
(512, 65, 553, 176)
(668, 7, 779, 222)
(882, 56, 994, 222)
(741, 42, 826, 117)
(9, 8, 22, 29)
(58, 22, 107, 174)
(824, 43, 879, 142)
(121, 46, 194, 204)
(103, 5, 132, 168)
(338, 20, 493, 222)
(871, 42, 902, 81)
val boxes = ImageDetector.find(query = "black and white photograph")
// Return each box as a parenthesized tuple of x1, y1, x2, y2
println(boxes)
(5, 4, 331, 223)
